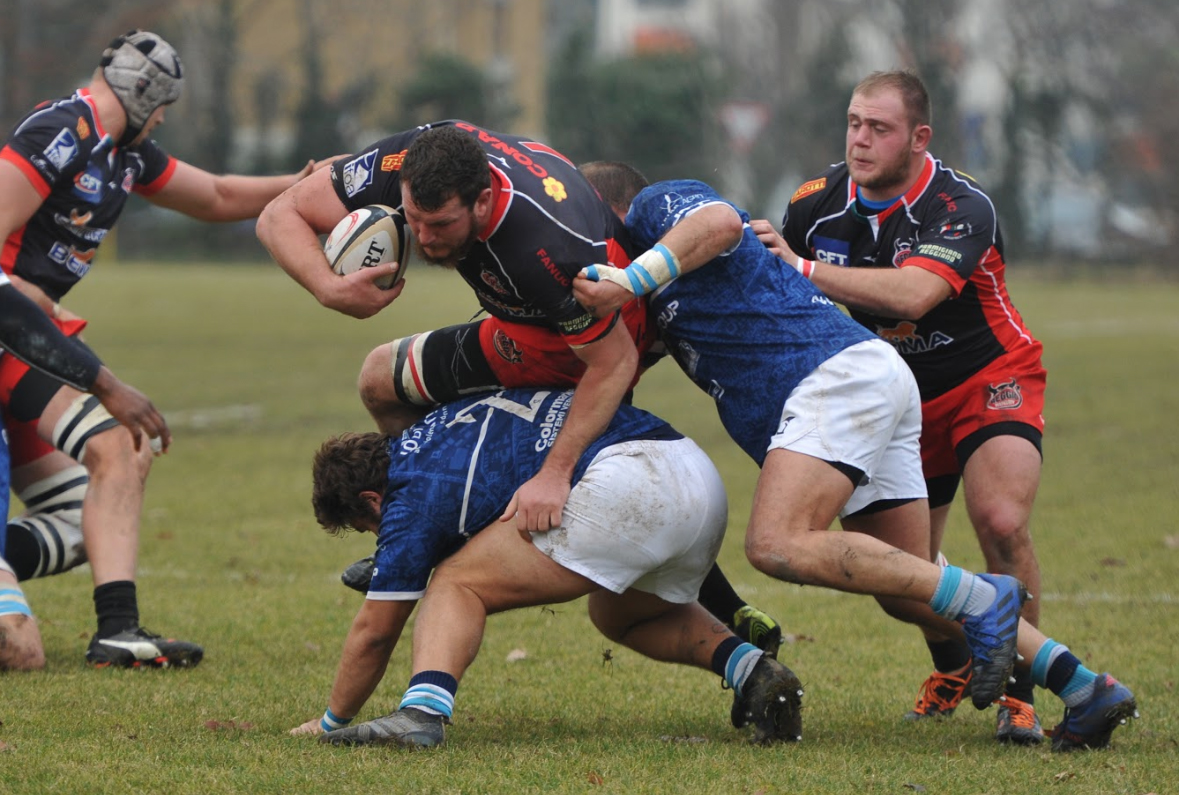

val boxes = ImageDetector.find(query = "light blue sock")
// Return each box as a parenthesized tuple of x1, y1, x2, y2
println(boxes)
(930, 565, 997, 620)
(399, 670, 458, 719)
(724, 643, 764, 696)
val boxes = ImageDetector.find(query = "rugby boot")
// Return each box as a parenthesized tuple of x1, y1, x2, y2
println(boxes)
(994, 695, 1044, 745)
(730, 655, 804, 744)
(961, 573, 1027, 709)
(903, 666, 972, 720)
(1050, 674, 1138, 752)
(341, 556, 375, 593)
(86, 626, 203, 668)
(321, 707, 446, 749)
(732, 605, 783, 659)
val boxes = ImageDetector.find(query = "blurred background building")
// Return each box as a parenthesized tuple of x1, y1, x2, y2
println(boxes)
(2, 0, 1175, 266)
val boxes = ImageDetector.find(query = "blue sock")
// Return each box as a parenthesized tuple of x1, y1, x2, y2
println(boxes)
(1032, 640, 1097, 708)
(719, 641, 764, 696)
(930, 565, 997, 620)
(399, 670, 458, 719)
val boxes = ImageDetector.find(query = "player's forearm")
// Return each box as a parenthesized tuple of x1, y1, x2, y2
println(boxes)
(542, 339, 638, 478)
(808, 262, 940, 320)
(0, 282, 100, 391)
(658, 203, 744, 272)
(325, 611, 407, 722)
(204, 172, 307, 222)
(256, 197, 341, 304)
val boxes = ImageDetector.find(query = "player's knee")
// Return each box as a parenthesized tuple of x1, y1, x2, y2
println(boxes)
(50, 394, 150, 478)
(972, 503, 1032, 550)
(76, 426, 151, 482)
(745, 533, 807, 584)
(358, 345, 400, 413)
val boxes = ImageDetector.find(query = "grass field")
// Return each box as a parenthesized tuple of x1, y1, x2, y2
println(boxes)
(1, 262, 1176, 794)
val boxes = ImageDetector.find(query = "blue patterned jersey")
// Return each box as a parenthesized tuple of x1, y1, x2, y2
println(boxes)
(369, 388, 681, 599)
(626, 180, 876, 465)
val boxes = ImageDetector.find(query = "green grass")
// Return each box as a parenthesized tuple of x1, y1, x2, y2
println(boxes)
(1, 263, 1177, 794)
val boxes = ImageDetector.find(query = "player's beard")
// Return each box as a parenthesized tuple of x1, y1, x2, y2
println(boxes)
(847, 144, 912, 196)
(416, 230, 476, 269)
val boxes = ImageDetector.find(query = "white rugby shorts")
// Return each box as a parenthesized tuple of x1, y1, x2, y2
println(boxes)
(768, 338, 927, 517)
(530, 437, 727, 603)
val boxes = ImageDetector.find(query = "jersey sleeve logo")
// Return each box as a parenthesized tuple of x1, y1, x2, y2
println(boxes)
(543, 176, 567, 202)
(76, 117, 91, 140)
(43, 128, 80, 171)
(341, 149, 378, 198)
(381, 150, 407, 171)
(937, 221, 972, 240)
(791, 177, 826, 204)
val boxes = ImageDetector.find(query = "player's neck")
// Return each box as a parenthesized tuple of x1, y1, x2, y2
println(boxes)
(85, 77, 128, 144)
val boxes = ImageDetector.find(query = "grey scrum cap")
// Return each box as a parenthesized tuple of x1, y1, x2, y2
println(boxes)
(100, 30, 184, 139)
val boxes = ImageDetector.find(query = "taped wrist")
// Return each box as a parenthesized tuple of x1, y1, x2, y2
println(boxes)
(624, 244, 681, 295)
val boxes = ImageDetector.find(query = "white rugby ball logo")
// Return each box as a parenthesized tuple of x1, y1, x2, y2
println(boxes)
(324, 204, 411, 290)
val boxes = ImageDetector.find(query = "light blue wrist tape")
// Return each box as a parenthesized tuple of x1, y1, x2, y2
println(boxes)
(320, 707, 352, 732)
(625, 243, 681, 296)
(651, 243, 680, 278)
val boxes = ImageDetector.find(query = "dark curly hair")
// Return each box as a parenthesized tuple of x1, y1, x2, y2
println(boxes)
(400, 125, 490, 212)
(311, 432, 391, 535)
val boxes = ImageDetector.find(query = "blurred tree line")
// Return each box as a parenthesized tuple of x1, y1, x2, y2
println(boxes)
(1, 0, 1174, 266)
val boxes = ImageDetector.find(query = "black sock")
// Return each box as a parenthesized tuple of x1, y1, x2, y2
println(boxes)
(4, 523, 42, 581)
(1006, 665, 1035, 705)
(93, 580, 139, 637)
(710, 635, 745, 678)
(927, 639, 972, 674)
(698, 564, 746, 627)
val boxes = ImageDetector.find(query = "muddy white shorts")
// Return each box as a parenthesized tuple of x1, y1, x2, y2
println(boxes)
(531, 437, 727, 603)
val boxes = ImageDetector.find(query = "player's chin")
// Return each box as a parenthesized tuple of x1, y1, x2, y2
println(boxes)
(418, 249, 460, 269)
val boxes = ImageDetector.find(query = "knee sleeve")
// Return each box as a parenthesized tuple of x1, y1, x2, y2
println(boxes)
(389, 325, 498, 407)
(7, 465, 89, 580)
(52, 394, 120, 462)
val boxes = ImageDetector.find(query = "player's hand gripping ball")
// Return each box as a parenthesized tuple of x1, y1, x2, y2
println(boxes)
(323, 204, 412, 289)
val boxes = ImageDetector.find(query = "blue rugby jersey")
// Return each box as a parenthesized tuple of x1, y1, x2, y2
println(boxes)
(368, 387, 681, 599)
(627, 180, 875, 465)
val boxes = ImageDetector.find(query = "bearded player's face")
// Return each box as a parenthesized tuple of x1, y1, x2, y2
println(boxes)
(400, 188, 485, 267)
(845, 88, 921, 200)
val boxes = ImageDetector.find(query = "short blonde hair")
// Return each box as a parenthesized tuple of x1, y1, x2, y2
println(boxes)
(853, 70, 931, 130)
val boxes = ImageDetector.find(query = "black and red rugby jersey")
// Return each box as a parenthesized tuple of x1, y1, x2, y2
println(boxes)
(782, 152, 1042, 400)
(1, 89, 176, 301)
(329, 120, 631, 348)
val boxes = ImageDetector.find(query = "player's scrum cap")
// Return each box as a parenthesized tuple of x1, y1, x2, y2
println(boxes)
(100, 30, 184, 141)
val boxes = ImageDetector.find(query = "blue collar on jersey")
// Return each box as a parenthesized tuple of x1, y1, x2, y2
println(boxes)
(854, 186, 901, 213)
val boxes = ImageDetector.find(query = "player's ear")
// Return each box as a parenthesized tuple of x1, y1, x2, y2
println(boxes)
(911, 123, 932, 153)
(359, 490, 383, 523)
(474, 187, 494, 217)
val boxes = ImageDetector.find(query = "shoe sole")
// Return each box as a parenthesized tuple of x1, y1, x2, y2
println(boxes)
(970, 581, 1028, 709)
(995, 727, 1044, 745)
(320, 720, 444, 749)
(87, 650, 204, 669)
(749, 666, 804, 745)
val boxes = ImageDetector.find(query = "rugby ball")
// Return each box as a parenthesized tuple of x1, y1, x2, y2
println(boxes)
(324, 204, 412, 290)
